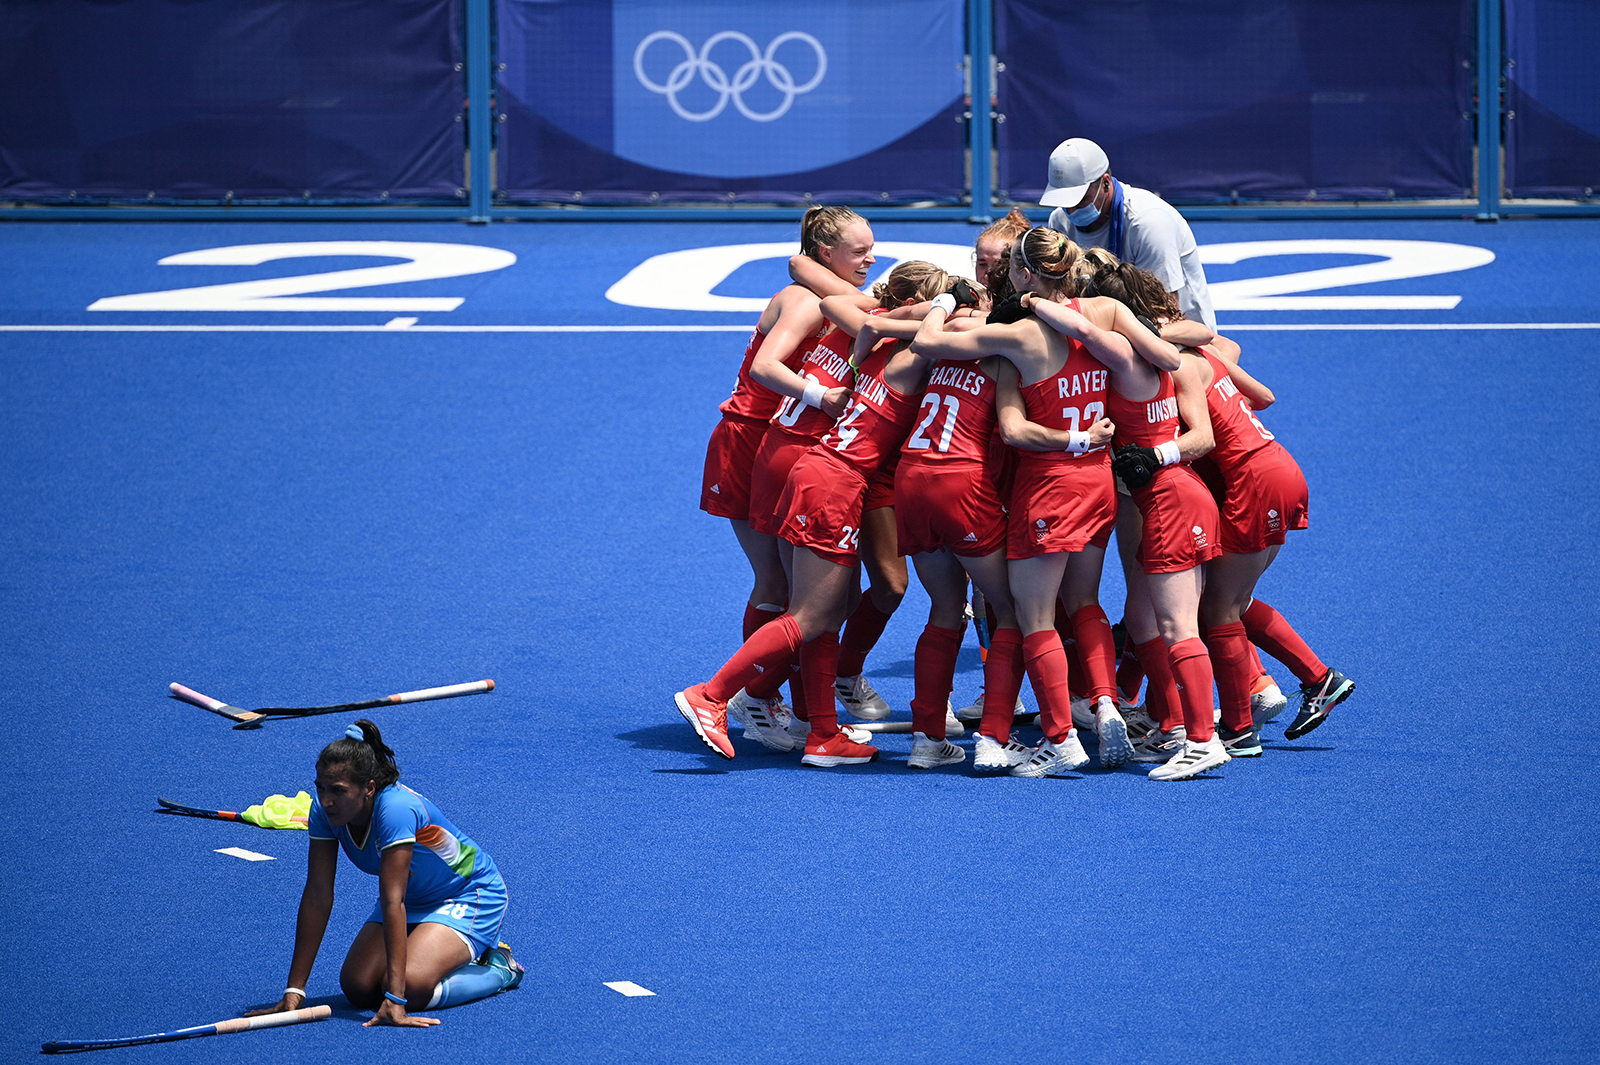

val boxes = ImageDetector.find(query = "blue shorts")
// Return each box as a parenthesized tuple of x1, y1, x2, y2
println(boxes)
(366, 878, 508, 958)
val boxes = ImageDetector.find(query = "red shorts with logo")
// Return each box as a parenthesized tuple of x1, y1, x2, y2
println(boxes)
(700, 414, 767, 520)
(1218, 441, 1309, 554)
(1132, 464, 1222, 574)
(1006, 459, 1117, 560)
(776, 451, 869, 566)
(894, 459, 1008, 557)
(746, 432, 813, 535)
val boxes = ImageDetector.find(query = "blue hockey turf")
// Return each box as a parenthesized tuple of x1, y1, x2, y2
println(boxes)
(1, 219, 1597, 1064)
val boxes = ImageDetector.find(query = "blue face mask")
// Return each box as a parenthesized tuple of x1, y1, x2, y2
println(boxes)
(1067, 200, 1101, 228)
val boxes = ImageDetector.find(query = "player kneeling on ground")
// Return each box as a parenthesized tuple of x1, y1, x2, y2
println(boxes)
(247, 721, 521, 1027)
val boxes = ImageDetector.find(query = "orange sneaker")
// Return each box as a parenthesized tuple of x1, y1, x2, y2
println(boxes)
(675, 684, 734, 760)
(800, 728, 879, 767)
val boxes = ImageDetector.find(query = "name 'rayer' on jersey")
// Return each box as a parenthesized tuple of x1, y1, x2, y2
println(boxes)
(900, 360, 997, 465)
(816, 345, 921, 480)
(1018, 299, 1113, 467)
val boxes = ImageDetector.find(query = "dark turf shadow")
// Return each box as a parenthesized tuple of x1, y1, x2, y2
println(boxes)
(621, 723, 812, 773)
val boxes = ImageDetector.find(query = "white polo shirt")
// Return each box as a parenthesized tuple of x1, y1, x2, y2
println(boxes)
(1048, 184, 1216, 329)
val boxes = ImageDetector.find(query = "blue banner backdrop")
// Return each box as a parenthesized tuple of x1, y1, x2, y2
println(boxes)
(0, 0, 463, 203)
(994, 0, 1476, 204)
(496, 0, 967, 204)
(1505, 0, 1600, 199)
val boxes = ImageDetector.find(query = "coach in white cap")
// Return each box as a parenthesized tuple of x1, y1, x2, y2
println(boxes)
(1041, 138, 1215, 328)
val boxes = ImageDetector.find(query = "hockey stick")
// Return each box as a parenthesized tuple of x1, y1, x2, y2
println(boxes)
(154, 797, 307, 827)
(42, 1004, 331, 1053)
(169, 679, 494, 730)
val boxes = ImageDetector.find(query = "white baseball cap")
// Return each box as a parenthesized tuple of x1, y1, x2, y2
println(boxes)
(1040, 138, 1109, 208)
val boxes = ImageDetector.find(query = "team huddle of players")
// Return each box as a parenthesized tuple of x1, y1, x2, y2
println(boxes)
(674, 206, 1353, 781)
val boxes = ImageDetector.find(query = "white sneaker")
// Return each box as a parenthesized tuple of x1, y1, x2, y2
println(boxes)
(835, 674, 892, 720)
(727, 690, 799, 752)
(1148, 737, 1231, 781)
(1094, 699, 1133, 768)
(944, 700, 966, 737)
(1121, 701, 1158, 741)
(1009, 732, 1090, 777)
(907, 731, 966, 769)
(972, 733, 1033, 771)
(1070, 694, 1095, 732)
(1130, 726, 1186, 763)
(1251, 681, 1288, 724)
(955, 685, 1028, 722)
(786, 716, 872, 745)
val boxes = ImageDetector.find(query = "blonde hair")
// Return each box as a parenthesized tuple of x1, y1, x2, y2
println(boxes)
(800, 205, 868, 261)
(871, 260, 949, 308)
(1012, 226, 1088, 296)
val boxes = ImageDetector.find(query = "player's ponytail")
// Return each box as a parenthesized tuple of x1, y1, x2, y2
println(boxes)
(1013, 226, 1085, 299)
(319, 719, 401, 790)
(800, 205, 867, 262)
(870, 260, 949, 308)
(1090, 257, 1184, 324)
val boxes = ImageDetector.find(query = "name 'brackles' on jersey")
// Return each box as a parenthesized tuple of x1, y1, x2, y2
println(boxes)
(308, 782, 501, 909)
(816, 346, 920, 479)
(766, 325, 858, 443)
(901, 360, 998, 465)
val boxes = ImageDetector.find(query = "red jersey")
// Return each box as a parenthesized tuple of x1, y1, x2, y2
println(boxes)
(1107, 368, 1180, 450)
(1017, 303, 1112, 470)
(765, 324, 857, 444)
(719, 320, 828, 421)
(901, 360, 998, 466)
(816, 345, 920, 480)
(1199, 347, 1274, 472)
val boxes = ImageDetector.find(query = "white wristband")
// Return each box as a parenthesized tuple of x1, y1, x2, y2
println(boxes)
(1064, 430, 1093, 455)
(284, 987, 306, 999)
(930, 293, 957, 315)
(801, 380, 828, 409)
(1156, 440, 1182, 466)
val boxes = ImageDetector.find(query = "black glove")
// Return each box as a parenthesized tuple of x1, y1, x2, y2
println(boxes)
(947, 277, 981, 309)
(1112, 444, 1161, 491)
(987, 292, 1032, 325)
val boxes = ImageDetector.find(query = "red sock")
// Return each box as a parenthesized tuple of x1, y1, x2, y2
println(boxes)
(1167, 637, 1216, 743)
(836, 593, 894, 679)
(1203, 621, 1255, 732)
(706, 614, 803, 703)
(745, 645, 796, 700)
(1136, 638, 1181, 733)
(1241, 599, 1327, 685)
(979, 627, 1025, 744)
(910, 623, 964, 739)
(1070, 606, 1117, 702)
(1247, 641, 1268, 684)
(800, 632, 841, 738)
(743, 602, 782, 641)
(788, 662, 808, 721)
(1054, 602, 1088, 698)
(1117, 648, 1146, 704)
(1022, 630, 1073, 744)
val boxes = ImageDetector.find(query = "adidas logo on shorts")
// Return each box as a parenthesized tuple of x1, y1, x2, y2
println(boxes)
(964, 532, 978, 542)
(797, 514, 807, 525)
(710, 484, 720, 494)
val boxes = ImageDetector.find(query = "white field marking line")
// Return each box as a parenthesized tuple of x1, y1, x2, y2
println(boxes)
(216, 846, 275, 862)
(603, 981, 656, 997)
(383, 317, 419, 329)
(3, 322, 1600, 333)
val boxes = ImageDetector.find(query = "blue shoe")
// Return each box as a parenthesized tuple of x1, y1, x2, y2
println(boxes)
(1218, 723, 1263, 757)
(1285, 668, 1354, 740)
(480, 942, 524, 992)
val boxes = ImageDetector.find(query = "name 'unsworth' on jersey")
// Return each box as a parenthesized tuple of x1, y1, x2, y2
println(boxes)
(1147, 395, 1178, 423)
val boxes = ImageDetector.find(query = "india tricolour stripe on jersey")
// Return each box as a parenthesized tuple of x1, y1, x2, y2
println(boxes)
(415, 824, 477, 879)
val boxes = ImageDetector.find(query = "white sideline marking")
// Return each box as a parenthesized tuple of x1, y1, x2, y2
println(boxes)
(383, 317, 419, 329)
(216, 847, 275, 862)
(603, 981, 656, 997)
(2, 322, 1599, 334)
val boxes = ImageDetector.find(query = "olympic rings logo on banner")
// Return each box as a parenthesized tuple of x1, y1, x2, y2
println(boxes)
(633, 31, 827, 122)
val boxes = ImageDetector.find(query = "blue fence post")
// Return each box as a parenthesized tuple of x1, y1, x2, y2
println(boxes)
(1476, 0, 1502, 221)
(466, 0, 494, 224)
(967, 0, 995, 223)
